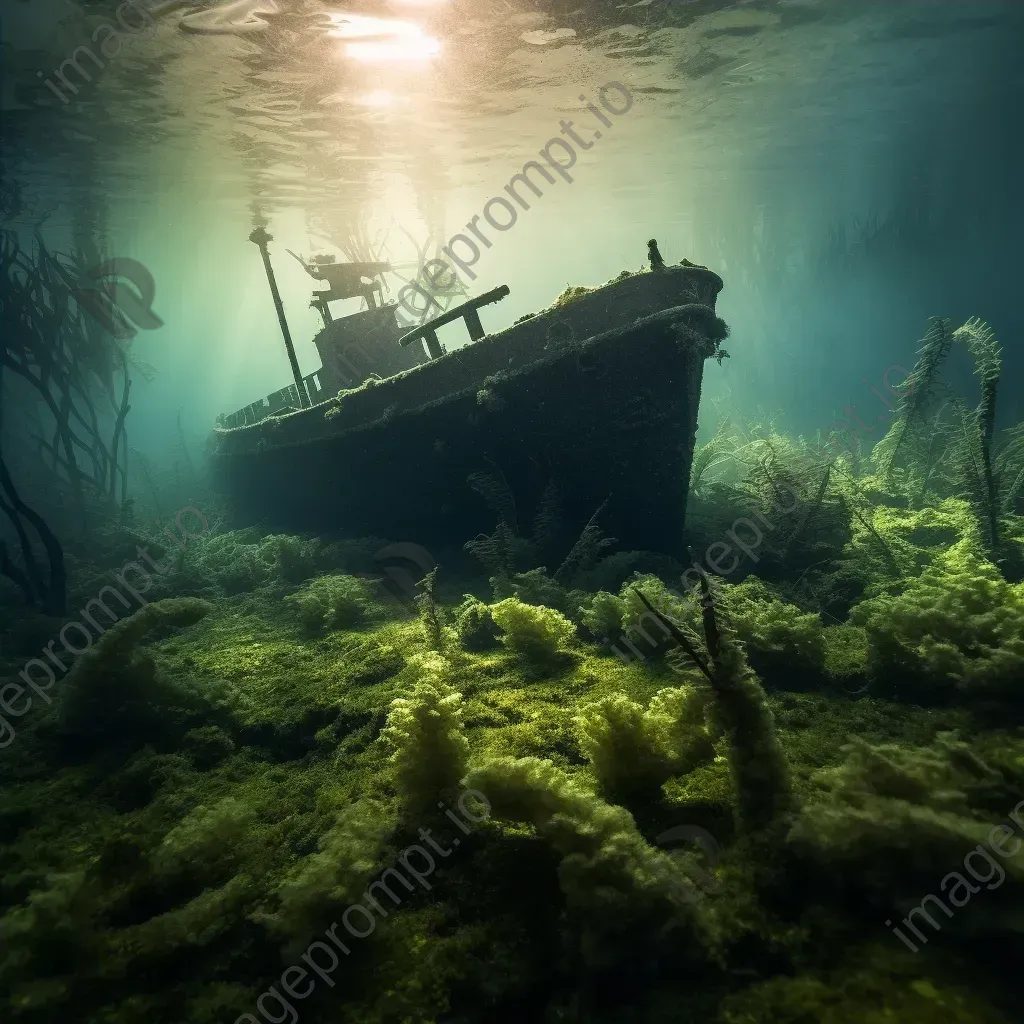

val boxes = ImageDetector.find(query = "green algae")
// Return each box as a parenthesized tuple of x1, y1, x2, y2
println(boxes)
(2, 424, 1024, 1024)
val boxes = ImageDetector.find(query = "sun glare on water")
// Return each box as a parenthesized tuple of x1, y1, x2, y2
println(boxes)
(326, 12, 442, 62)
(356, 90, 409, 108)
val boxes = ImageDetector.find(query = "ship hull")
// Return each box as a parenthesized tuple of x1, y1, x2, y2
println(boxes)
(213, 266, 725, 557)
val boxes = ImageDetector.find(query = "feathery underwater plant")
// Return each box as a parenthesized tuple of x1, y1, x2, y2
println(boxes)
(167, 528, 273, 595)
(468, 466, 518, 534)
(380, 652, 470, 819)
(837, 491, 905, 582)
(634, 573, 794, 833)
(575, 685, 714, 804)
(464, 474, 623, 599)
(689, 418, 735, 498)
(873, 315, 1024, 563)
(873, 317, 953, 483)
(948, 317, 1012, 556)
(464, 519, 518, 596)
(553, 500, 616, 586)
(531, 479, 561, 562)
(416, 566, 454, 653)
(779, 464, 832, 562)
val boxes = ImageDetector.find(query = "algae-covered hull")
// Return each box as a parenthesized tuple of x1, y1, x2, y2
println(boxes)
(213, 266, 725, 555)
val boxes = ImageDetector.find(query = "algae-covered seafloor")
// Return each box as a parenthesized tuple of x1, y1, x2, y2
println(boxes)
(2, 302, 1024, 1023)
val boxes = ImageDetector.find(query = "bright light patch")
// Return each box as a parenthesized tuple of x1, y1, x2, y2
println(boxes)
(325, 13, 441, 61)
(345, 37, 441, 61)
(326, 14, 420, 39)
(357, 90, 399, 107)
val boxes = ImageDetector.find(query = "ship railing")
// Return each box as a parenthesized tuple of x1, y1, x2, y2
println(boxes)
(219, 370, 327, 430)
(399, 285, 510, 359)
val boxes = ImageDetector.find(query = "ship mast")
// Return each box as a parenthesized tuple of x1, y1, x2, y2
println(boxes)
(249, 226, 310, 409)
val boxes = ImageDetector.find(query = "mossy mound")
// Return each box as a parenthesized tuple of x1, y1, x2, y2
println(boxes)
(851, 540, 1024, 702)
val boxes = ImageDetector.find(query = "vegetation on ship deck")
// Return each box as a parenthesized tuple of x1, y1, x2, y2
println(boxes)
(2, 317, 1024, 1023)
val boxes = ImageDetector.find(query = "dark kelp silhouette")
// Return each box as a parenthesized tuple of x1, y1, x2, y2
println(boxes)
(0, 230, 138, 611)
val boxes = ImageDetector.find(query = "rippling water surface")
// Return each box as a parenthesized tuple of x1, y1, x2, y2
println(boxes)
(2, 0, 1022, 433)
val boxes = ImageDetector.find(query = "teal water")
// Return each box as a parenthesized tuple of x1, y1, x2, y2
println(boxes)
(3, 3, 1024, 1023)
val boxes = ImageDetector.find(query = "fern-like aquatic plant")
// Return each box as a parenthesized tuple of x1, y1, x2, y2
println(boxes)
(689, 418, 734, 497)
(873, 317, 953, 480)
(950, 317, 1002, 552)
(554, 499, 615, 586)
(870, 315, 1023, 564)
(530, 480, 561, 559)
(780, 464, 832, 561)
(467, 465, 518, 533)
(634, 574, 793, 832)
(995, 423, 1024, 514)
(415, 566, 452, 653)
(464, 519, 518, 586)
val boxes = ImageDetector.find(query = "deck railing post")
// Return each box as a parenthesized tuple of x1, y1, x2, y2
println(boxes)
(463, 307, 484, 341)
(422, 329, 444, 359)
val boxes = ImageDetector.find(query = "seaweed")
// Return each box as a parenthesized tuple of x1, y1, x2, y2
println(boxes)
(415, 565, 453, 653)
(464, 518, 518, 589)
(634, 572, 794, 832)
(0, 447, 66, 613)
(689, 418, 735, 498)
(530, 480, 561, 560)
(949, 318, 1002, 553)
(554, 499, 615, 586)
(780, 464, 832, 562)
(873, 317, 953, 480)
(872, 316, 1023, 563)
(467, 464, 518, 534)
